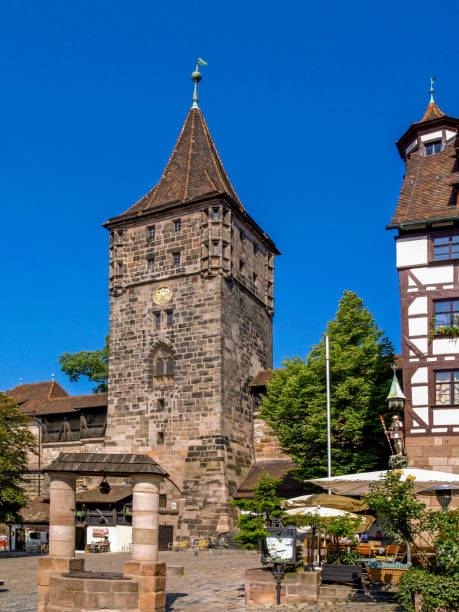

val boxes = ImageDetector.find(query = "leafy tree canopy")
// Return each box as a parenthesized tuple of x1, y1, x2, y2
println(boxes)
(260, 290, 394, 479)
(0, 393, 37, 523)
(58, 335, 109, 393)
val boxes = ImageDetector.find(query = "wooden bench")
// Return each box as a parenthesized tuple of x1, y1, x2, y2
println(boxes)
(322, 563, 362, 585)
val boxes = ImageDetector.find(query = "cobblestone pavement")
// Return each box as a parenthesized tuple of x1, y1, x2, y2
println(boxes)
(0, 550, 401, 611)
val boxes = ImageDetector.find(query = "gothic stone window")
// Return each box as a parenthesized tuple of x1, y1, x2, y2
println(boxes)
(173, 251, 181, 265)
(433, 235, 459, 261)
(435, 299, 459, 329)
(435, 370, 459, 405)
(148, 225, 155, 240)
(174, 219, 181, 233)
(151, 345, 175, 386)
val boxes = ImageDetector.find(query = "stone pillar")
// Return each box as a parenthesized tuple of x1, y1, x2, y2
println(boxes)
(48, 472, 77, 558)
(131, 474, 161, 562)
(124, 474, 166, 611)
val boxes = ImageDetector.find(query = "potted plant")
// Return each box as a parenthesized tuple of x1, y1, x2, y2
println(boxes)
(75, 510, 85, 521)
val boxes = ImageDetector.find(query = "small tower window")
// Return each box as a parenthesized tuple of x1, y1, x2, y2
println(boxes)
(159, 494, 167, 507)
(148, 257, 155, 271)
(118, 230, 124, 244)
(166, 311, 173, 327)
(173, 251, 181, 265)
(157, 431, 165, 445)
(118, 263, 124, 276)
(148, 225, 156, 240)
(425, 140, 442, 156)
(239, 230, 245, 241)
(174, 219, 181, 233)
(253, 272, 258, 286)
(155, 359, 164, 377)
(213, 242, 219, 256)
(166, 359, 174, 376)
(239, 260, 245, 275)
(154, 312, 161, 329)
(158, 398, 165, 410)
(213, 208, 219, 221)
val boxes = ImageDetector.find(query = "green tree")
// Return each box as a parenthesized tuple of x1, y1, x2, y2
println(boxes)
(231, 473, 285, 549)
(0, 393, 37, 522)
(260, 290, 394, 479)
(58, 335, 109, 393)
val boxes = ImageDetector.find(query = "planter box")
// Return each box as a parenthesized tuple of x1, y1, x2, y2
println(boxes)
(322, 564, 362, 586)
(367, 566, 407, 584)
(245, 568, 321, 606)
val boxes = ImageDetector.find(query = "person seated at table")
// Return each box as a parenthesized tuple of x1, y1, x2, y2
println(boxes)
(359, 533, 368, 543)
(339, 536, 352, 544)
(374, 530, 383, 541)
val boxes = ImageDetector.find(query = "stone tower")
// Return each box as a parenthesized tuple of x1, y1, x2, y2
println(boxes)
(387, 89, 459, 473)
(103, 76, 279, 537)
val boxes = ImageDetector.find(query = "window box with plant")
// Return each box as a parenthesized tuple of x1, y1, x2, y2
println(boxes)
(430, 300, 459, 339)
(75, 510, 86, 521)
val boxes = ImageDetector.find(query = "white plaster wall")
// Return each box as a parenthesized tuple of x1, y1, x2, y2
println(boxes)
(411, 266, 453, 285)
(411, 338, 428, 354)
(413, 407, 429, 424)
(396, 236, 428, 268)
(116, 525, 132, 552)
(408, 297, 427, 316)
(421, 130, 443, 143)
(411, 367, 428, 384)
(432, 338, 459, 355)
(408, 317, 428, 337)
(446, 129, 457, 141)
(433, 409, 459, 425)
(411, 386, 428, 406)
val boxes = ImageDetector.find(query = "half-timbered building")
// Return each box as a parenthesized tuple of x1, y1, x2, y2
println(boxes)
(387, 95, 459, 471)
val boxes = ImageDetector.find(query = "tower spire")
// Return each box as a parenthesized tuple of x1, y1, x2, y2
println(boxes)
(191, 57, 208, 109)
(429, 76, 437, 103)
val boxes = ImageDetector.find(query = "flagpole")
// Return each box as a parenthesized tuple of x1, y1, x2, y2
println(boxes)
(325, 335, 331, 493)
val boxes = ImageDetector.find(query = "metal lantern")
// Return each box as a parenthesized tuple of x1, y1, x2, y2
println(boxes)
(387, 365, 406, 412)
(98, 474, 111, 495)
(419, 484, 459, 513)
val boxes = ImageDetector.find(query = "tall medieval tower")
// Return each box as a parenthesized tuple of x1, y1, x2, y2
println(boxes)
(103, 69, 279, 537)
(388, 87, 459, 474)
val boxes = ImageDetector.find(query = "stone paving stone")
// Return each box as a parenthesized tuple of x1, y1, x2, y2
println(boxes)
(0, 550, 400, 611)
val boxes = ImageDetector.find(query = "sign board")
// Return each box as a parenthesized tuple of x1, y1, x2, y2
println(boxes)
(93, 528, 109, 538)
(262, 525, 297, 564)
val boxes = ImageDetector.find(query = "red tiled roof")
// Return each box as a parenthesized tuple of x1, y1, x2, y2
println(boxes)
(6, 382, 107, 416)
(418, 101, 446, 123)
(235, 460, 303, 499)
(76, 485, 132, 504)
(390, 138, 459, 225)
(8, 381, 69, 406)
(114, 107, 245, 219)
(22, 393, 108, 416)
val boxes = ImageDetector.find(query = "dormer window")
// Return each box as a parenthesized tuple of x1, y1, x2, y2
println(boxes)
(425, 140, 442, 156)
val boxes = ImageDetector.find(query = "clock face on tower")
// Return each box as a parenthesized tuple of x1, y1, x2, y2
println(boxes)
(153, 287, 172, 305)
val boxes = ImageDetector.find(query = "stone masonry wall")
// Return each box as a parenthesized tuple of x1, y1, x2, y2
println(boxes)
(105, 200, 276, 538)
(406, 435, 459, 509)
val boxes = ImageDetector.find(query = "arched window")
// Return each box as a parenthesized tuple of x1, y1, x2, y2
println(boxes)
(149, 344, 175, 387)
(155, 359, 164, 377)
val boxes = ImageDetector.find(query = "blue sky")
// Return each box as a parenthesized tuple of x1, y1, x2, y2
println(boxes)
(1, 0, 458, 395)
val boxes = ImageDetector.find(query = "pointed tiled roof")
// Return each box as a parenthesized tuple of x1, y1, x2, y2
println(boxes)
(119, 107, 244, 218)
(418, 100, 446, 123)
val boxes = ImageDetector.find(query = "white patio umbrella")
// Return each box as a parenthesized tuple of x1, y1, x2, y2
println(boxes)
(305, 468, 459, 496)
(285, 505, 375, 532)
(283, 493, 368, 512)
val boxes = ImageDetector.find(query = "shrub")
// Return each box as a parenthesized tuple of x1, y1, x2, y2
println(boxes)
(397, 567, 459, 611)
